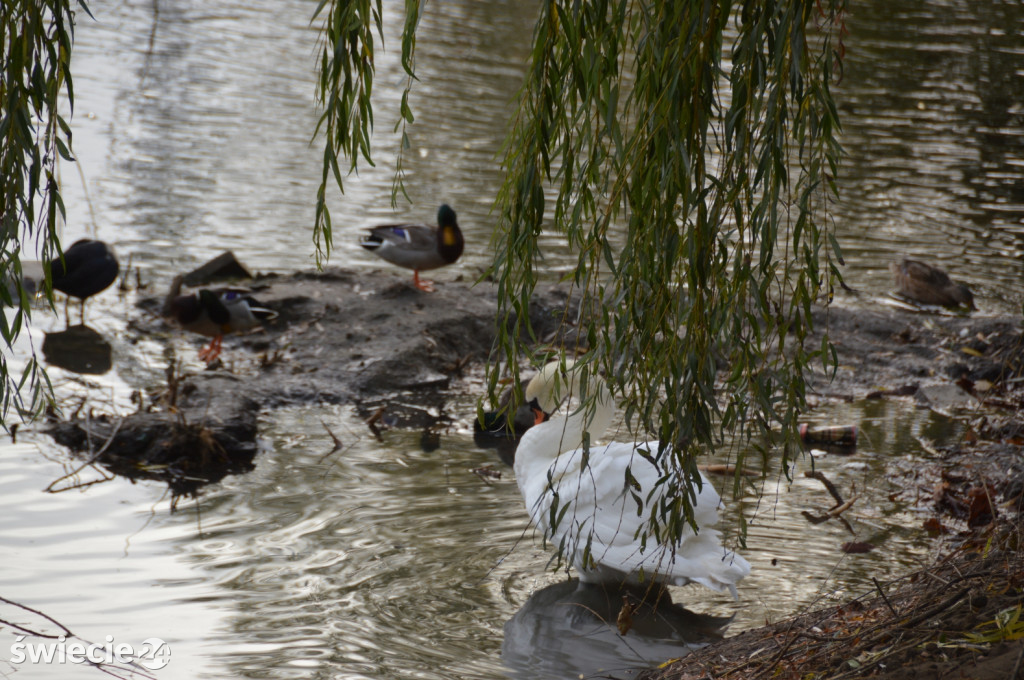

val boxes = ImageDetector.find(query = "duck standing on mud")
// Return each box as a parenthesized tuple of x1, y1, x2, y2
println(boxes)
(360, 204, 464, 292)
(890, 257, 975, 310)
(162, 274, 276, 364)
(47, 239, 120, 321)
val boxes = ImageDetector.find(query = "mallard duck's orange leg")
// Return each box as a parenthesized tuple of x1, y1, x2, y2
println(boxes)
(198, 335, 223, 363)
(413, 270, 435, 292)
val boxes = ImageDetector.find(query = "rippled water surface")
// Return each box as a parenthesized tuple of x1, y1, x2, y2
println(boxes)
(3, 0, 1024, 678)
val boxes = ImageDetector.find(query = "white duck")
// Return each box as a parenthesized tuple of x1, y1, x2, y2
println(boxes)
(514, 359, 750, 597)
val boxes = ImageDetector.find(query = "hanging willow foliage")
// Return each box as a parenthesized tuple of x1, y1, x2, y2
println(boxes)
(490, 0, 846, 544)
(0, 0, 86, 426)
(311, 0, 420, 263)
(315, 0, 846, 557)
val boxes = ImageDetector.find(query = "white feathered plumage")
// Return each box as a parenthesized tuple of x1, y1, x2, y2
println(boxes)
(513, 360, 750, 597)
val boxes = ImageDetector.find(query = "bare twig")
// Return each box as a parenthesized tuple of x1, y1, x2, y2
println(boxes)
(700, 463, 760, 477)
(0, 596, 73, 638)
(45, 417, 125, 493)
(472, 466, 502, 485)
(800, 497, 858, 527)
(317, 420, 344, 462)
(365, 407, 386, 441)
(873, 576, 899, 618)
(827, 496, 858, 518)
(899, 587, 969, 630)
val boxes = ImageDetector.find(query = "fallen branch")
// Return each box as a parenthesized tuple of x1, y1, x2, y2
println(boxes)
(805, 470, 845, 507)
(317, 420, 345, 462)
(0, 596, 72, 638)
(827, 496, 858, 518)
(801, 496, 858, 526)
(700, 464, 760, 478)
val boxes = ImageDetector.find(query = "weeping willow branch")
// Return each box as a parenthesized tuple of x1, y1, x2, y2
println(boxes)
(491, 0, 847, 543)
(0, 0, 88, 426)
(311, 0, 847, 557)
(311, 0, 421, 265)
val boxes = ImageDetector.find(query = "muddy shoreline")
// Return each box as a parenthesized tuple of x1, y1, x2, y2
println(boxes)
(46, 268, 583, 497)
(44, 267, 1022, 497)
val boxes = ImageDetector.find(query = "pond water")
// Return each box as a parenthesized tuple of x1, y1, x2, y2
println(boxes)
(2, 0, 1023, 679)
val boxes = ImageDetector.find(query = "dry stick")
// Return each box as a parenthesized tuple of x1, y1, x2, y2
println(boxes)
(801, 496, 858, 526)
(317, 420, 344, 462)
(827, 496, 858, 517)
(805, 470, 845, 507)
(763, 588, 968, 680)
(899, 587, 969, 630)
(827, 636, 920, 680)
(723, 563, 1004, 680)
(821, 591, 969, 680)
(872, 576, 900, 618)
(45, 416, 124, 492)
(365, 407, 386, 441)
(803, 626, 911, 679)
(739, 581, 972, 680)
(0, 596, 73, 638)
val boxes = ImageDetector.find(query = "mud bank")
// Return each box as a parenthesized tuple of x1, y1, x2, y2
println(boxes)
(641, 305, 1024, 680)
(45, 268, 1022, 502)
(640, 411, 1024, 680)
(46, 268, 580, 498)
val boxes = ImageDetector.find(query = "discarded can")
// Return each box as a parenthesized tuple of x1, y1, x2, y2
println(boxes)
(799, 423, 858, 448)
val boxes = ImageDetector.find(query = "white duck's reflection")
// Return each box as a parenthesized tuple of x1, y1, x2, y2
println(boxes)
(502, 578, 731, 679)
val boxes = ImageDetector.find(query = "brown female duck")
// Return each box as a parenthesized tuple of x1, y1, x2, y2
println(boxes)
(890, 257, 975, 310)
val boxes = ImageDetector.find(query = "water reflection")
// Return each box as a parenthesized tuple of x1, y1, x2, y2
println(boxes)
(502, 579, 729, 679)
(53, 0, 1024, 307)
(472, 427, 520, 467)
(42, 324, 113, 375)
(837, 0, 1024, 311)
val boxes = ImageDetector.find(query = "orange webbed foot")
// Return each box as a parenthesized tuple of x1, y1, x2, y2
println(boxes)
(413, 271, 435, 292)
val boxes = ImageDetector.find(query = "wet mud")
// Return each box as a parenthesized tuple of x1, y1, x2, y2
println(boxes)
(45, 267, 581, 499)
(44, 268, 1023, 502)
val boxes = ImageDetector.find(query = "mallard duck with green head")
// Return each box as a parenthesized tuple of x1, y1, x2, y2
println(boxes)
(360, 204, 464, 292)
(162, 274, 276, 363)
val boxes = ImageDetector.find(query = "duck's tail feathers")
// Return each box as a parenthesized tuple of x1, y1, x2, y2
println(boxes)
(248, 306, 277, 321)
(360, 235, 384, 251)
